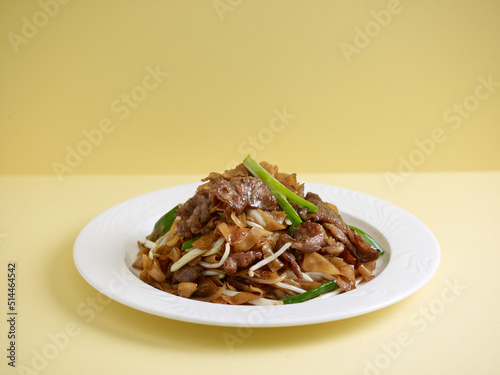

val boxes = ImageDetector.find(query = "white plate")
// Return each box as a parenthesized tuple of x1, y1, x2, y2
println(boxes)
(73, 182, 440, 327)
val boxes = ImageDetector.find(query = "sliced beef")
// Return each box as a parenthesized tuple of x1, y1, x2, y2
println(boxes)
(322, 237, 345, 256)
(177, 177, 278, 238)
(211, 177, 278, 213)
(346, 227, 381, 263)
(172, 265, 203, 283)
(300, 193, 380, 263)
(278, 222, 326, 253)
(322, 222, 351, 246)
(224, 250, 263, 274)
(177, 189, 212, 238)
(280, 249, 302, 279)
(323, 223, 379, 263)
(298, 192, 348, 231)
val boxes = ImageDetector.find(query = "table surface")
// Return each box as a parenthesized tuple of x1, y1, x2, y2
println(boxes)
(1, 172, 499, 375)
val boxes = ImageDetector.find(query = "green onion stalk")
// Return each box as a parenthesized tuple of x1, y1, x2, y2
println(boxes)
(243, 155, 317, 227)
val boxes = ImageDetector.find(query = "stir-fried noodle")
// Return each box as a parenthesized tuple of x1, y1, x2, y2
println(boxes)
(133, 158, 382, 305)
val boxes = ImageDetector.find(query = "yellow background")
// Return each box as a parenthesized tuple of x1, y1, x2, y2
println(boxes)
(1, 2, 500, 375)
(1, 0, 499, 176)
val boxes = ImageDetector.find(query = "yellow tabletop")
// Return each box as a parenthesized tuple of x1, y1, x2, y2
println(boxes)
(1, 172, 498, 375)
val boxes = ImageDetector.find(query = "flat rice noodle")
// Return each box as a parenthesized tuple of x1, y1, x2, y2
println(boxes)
(178, 282, 197, 298)
(329, 257, 356, 285)
(203, 254, 219, 264)
(159, 259, 171, 272)
(221, 163, 251, 179)
(148, 258, 166, 283)
(142, 254, 152, 270)
(211, 275, 224, 286)
(260, 161, 279, 177)
(136, 241, 150, 256)
(357, 260, 377, 281)
(226, 279, 265, 297)
(245, 209, 264, 228)
(217, 222, 232, 240)
(132, 255, 144, 270)
(192, 232, 216, 250)
(364, 260, 377, 273)
(203, 172, 224, 182)
(335, 275, 354, 291)
(269, 210, 287, 225)
(158, 282, 177, 294)
(328, 257, 356, 291)
(188, 255, 202, 266)
(167, 247, 181, 263)
(194, 277, 219, 298)
(260, 161, 302, 195)
(223, 292, 262, 305)
(145, 273, 156, 285)
(240, 283, 265, 297)
(225, 225, 250, 246)
(218, 223, 270, 252)
(166, 220, 181, 247)
(157, 253, 171, 262)
(257, 209, 287, 231)
(196, 181, 211, 191)
(252, 268, 280, 280)
(212, 297, 227, 304)
(284, 173, 299, 189)
(296, 279, 322, 291)
(155, 247, 172, 263)
(261, 242, 284, 272)
(337, 276, 355, 291)
(277, 172, 301, 193)
(339, 248, 357, 266)
(195, 285, 226, 303)
(150, 281, 176, 294)
(155, 245, 170, 257)
(164, 265, 173, 280)
(150, 281, 164, 291)
(231, 211, 247, 228)
(273, 288, 288, 300)
(302, 252, 340, 276)
(235, 226, 270, 252)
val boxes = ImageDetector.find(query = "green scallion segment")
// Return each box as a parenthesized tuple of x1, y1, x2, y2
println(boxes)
(181, 234, 202, 251)
(243, 155, 317, 227)
(273, 190, 303, 227)
(349, 225, 385, 256)
(281, 279, 338, 304)
(150, 205, 179, 238)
